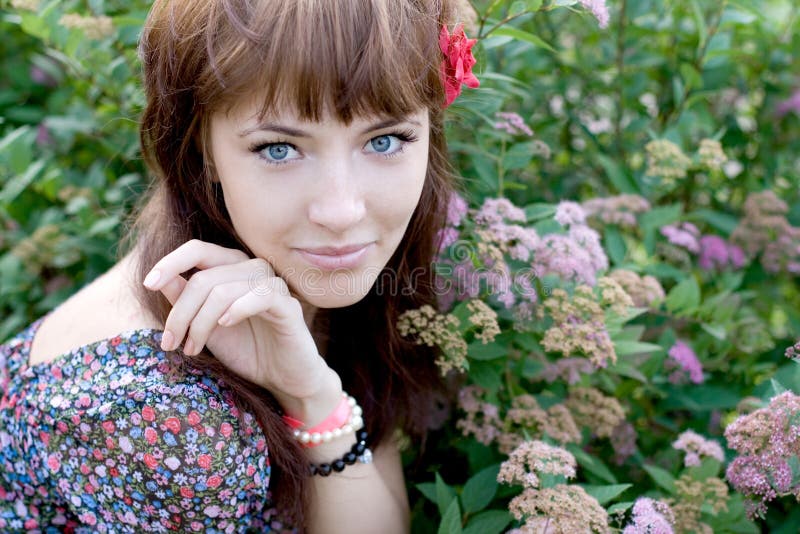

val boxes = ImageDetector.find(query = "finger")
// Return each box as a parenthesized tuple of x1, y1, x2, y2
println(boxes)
(221, 276, 302, 335)
(155, 273, 187, 351)
(183, 279, 250, 356)
(159, 258, 276, 352)
(142, 239, 254, 291)
(158, 272, 187, 306)
(159, 261, 254, 352)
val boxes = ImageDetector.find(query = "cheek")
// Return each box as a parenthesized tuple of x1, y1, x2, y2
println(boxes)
(216, 172, 299, 255)
(373, 155, 428, 231)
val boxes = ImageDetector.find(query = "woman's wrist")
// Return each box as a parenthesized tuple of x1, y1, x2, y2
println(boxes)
(273, 367, 344, 429)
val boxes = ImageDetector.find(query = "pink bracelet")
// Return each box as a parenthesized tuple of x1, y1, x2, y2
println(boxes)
(282, 393, 350, 432)
(282, 392, 363, 447)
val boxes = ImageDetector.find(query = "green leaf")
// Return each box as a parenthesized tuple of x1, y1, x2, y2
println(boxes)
(771, 378, 788, 396)
(607, 501, 634, 515)
(700, 323, 726, 341)
(463, 510, 513, 534)
(20, 11, 52, 41)
(679, 62, 702, 91)
(503, 142, 534, 170)
(640, 204, 683, 232)
(436, 473, 458, 518)
(613, 341, 664, 356)
(526, 0, 544, 10)
(509, 1, 528, 17)
(673, 75, 684, 108)
(604, 225, 627, 265)
(566, 444, 617, 484)
(665, 386, 742, 411)
(524, 203, 557, 222)
(468, 341, 507, 360)
(416, 482, 438, 504)
(580, 483, 632, 505)
(0, 160, 45, 204)
(614, 325, 646, 342)
(88, 215, 121, 237)
(514, 333, 543, 353)
(438, 498, 463, 534)
(642, 464, 676, 494)
(665, 277, 701, 314)
(461, 464, 500, 514)
(720, 6, 757, 25)
(597, 153, 640, 194)
(0, 125, 34, 174)
(469, 361, 503, 392)
(687, 458, 722, 480)
(690, 0, 708, 49)
(606, 361, 649, 383)
(490, 27, 555, 53)
(688, 209, 739, 234)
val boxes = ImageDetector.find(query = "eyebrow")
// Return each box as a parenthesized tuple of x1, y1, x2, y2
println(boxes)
(237, 117, 422, 138)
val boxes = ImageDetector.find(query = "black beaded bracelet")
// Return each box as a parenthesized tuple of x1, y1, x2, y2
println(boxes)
(309, 429, 371, 476)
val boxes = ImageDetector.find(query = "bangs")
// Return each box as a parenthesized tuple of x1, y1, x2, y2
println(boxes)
(198, 0, 444, 123)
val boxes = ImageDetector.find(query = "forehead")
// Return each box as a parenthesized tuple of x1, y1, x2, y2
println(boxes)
(155, 0, 444, 132)
(216, 89, 429, 129)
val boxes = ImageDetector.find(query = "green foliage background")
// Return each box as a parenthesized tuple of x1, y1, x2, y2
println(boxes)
(1, 0, 799, 532)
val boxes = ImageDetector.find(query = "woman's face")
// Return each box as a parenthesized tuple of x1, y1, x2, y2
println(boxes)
(208, 92, 430, 312)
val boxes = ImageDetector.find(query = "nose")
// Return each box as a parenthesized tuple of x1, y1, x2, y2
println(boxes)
(307, 159, 366, 233)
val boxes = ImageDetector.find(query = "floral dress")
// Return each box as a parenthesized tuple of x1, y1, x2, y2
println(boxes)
(0, 311, 292, 533)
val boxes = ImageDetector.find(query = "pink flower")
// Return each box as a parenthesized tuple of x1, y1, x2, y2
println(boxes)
(666, 340, 704, 384)
(698, 234, 747, 271)
(446, 192, 468, 226)
(623, 498, 675, 533)
(776, 89, 800, 118)
(475, 197, 526, 224)
(672, 429, 725, 467)
(494, 112, 533, 136)
(578, 0, 611, 28)
(436, 227, 459, 253)
(439, 23, 480, 108)
(660, 223, 701, 254)
(554, 201, 587, 227)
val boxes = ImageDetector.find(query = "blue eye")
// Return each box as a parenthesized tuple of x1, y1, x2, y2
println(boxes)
(370, 135, 393, 153)
(267, 144, 291, 160)
(249, 141, 301, 166)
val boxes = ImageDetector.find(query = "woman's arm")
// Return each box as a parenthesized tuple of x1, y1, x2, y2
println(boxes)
(143, 242, 411, 532)
(277, 369, 410, 534)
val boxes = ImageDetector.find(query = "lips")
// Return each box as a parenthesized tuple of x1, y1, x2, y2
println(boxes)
(296, 242, 374, 270)
(299, 242, 373, 255)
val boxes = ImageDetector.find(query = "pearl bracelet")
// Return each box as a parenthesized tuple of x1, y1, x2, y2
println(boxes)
(291, 394, 364, 447)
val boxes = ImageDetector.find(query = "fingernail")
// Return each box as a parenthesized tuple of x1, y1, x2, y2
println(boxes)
(184, 338, 195, 355)
(160, 330, 174, 351)
(219, 312, 231, 326)
(143, 269, 161, 288)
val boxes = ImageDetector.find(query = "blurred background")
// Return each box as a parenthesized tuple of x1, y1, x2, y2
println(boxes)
(1, 1, 799, 532)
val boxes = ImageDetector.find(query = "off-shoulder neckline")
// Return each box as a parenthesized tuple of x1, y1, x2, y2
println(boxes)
(18, 308, 166, 373)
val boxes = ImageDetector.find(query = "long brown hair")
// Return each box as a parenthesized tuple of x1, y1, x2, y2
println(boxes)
(121, 0, 468, 529)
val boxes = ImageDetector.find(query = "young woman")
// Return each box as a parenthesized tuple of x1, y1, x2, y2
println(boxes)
(0, 0, 478, 531)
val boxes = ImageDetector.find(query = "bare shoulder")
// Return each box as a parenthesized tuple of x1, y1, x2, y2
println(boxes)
(27, 252, 164, 366)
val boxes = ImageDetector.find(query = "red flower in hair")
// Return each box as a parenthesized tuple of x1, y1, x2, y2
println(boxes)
(439, 23, 480, 107)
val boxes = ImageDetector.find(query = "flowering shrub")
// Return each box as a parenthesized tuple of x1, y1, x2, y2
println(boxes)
(2, 0, 800, 533)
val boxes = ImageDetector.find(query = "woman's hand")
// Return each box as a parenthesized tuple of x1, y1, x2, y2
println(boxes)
(142, 239, 339, 417)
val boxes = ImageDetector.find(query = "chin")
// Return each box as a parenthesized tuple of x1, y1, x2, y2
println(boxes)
(288, 268, 383, 309)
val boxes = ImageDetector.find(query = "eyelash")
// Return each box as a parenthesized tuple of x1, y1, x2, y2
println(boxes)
(247, 129, 420, 167)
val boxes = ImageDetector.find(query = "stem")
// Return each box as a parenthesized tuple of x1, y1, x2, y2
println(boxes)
(614, 0, 628, 159)
(498, 138, 506, 197)
(660, 0, 728, 127)
(478, 0, 505, 38)
(481, 11, 531, 39)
